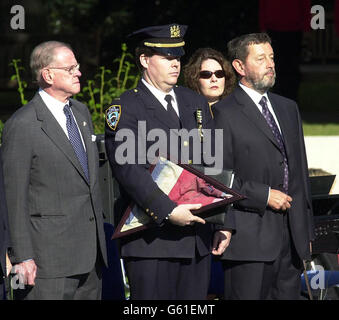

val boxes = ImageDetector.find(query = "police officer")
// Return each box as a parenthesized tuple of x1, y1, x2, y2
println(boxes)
(105, 23, 231, 300)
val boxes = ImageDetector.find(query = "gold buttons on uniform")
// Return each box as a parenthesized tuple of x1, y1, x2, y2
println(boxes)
(134, 89, 138, 92)
(150, 212, 154, 216)
(146, 208, 149, 213)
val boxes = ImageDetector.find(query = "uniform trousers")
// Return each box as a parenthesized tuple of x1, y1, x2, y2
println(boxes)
(124, 252, 210, 300)
(222, 213, 303, 300)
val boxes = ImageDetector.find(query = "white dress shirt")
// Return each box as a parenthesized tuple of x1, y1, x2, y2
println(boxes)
(38, 89, 86, 150)
(239, 82, 282, 133)
(142, 78, 180, 117)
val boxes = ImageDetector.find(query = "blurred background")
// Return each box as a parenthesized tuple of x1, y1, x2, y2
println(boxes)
(1, 0, 339, 300)
(0, 0, 338, 115)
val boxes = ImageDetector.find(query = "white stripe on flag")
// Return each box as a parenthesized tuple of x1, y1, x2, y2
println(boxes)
(152, 157, 183, 195)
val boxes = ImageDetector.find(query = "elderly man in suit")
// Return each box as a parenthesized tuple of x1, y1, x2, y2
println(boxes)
(2, 41, 107, 300)
(105, 24, 232, 300)
(214, 33, 314, 300)
(0, 148, 10, 300)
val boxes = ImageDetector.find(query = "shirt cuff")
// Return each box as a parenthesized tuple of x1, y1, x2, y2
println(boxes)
(267, 187, 271, 206)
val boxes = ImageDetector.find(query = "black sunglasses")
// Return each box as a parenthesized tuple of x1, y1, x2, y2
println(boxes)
(199, 70, 225, 79)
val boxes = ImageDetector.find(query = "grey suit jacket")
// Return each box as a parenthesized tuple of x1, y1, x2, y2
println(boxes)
(0, 148, 10, 277)
(2, 93, 107, 278)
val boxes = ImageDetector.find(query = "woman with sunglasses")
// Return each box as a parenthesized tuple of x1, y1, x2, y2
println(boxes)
(184, 48, 236, 299)
(184, 47, 236, 112)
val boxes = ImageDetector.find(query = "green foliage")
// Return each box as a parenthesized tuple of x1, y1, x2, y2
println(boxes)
(303, 123, 339, 136)
(76, 43, 140, 134)
(0, 120, 4, 141)
(9, 59, 28, 106)
(1, 60, 28, 140)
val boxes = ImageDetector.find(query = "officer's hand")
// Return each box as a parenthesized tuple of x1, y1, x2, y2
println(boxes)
(212, 230, 232, 255)
(268, 189, 292, 212)
(168, 203, 205, 227)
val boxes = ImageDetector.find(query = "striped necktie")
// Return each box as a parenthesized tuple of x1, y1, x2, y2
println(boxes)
(259, 96, 288, 192)
(63, 103, 89, 182)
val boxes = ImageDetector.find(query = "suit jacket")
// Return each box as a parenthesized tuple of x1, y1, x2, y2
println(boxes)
(213, 86, 314, 261)
(105, 80, 230, 259)
(1, 93, 107, 278)
(0, 148, 10, 277)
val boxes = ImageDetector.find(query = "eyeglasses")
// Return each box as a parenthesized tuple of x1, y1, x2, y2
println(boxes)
(199, 70, 225, 79)
(45, 63, 80, 75)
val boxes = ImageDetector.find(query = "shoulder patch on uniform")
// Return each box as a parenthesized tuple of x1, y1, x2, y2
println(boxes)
(106, 104, 121, 131)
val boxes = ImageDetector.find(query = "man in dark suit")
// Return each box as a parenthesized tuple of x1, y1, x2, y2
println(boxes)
(105, 24, 231, 300)
(0, 148, 10, 300)
(214, 33, 314, 299)
(2, 41, 107, 299)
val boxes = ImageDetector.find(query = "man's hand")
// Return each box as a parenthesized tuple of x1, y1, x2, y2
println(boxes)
(168, 203, 205, 226)
(212, 230, 232, 255)
(268, 189, 292, 212)
(14, 260, 37, 286)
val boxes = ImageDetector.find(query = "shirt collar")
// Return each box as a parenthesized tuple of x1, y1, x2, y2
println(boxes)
(141, 78, 175, 105)
(239, 82, 269, 104)
(39, 88, 70, 109)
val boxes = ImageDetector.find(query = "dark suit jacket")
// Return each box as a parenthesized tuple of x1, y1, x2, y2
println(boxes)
(105, 81, 229, 259)
(0, 148, 10, 277)
(214, 86, 314, 261)
(2, 93, 107, 278)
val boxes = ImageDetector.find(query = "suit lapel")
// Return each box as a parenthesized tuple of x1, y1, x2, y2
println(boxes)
(34, 94, 89, 184)
(234, 87, 281, 151)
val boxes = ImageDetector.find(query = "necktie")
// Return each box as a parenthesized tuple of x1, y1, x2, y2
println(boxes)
(63, 103, 89, 182)
(259, 96, 288, 192)
(164, 94, 180, 128)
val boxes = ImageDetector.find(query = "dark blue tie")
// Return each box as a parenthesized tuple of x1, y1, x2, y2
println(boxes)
(164, 94, 180, 128)
(63, 103, 89, 182)
(259, 96, 288, 192)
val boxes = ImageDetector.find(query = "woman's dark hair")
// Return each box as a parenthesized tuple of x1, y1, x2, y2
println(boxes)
(183, 47, 236, 99)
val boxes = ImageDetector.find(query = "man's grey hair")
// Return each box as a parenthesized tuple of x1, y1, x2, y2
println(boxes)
(30, 41, 72, 83)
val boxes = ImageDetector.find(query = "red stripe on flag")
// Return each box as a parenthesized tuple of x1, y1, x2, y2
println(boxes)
(168, 169, 223, 206)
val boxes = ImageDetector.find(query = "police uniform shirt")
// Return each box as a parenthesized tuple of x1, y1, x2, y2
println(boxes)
(141, 78, 180, 117)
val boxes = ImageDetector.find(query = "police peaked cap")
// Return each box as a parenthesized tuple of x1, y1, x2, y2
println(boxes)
(128, 23, 188, 57)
